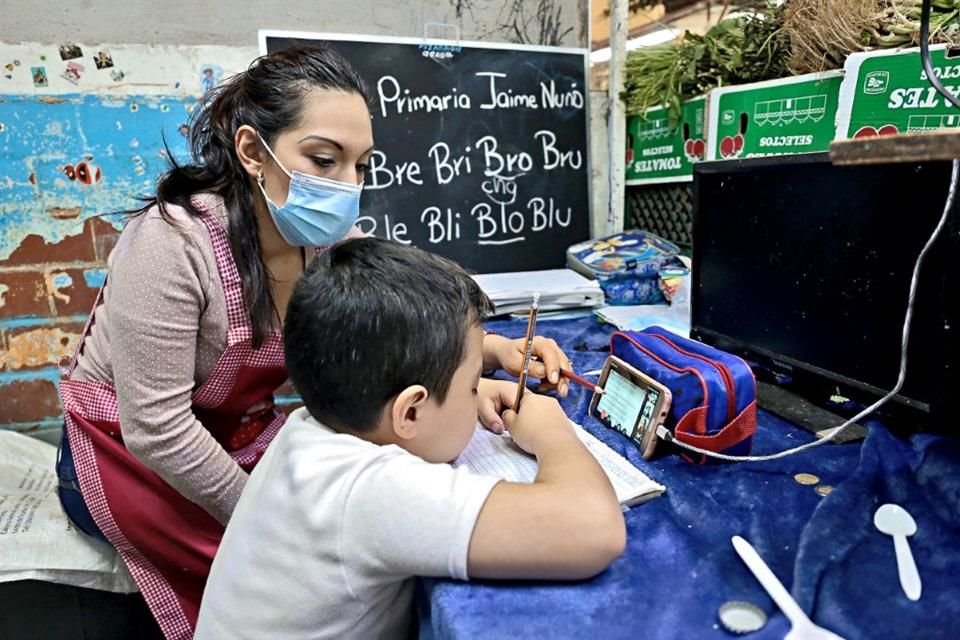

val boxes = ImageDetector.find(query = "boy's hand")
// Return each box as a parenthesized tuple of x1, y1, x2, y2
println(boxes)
(482, 334, 572, 397)
(476, 378, 519, 435)
(500, 394, 575, 456)
(469, 379, 626, 583)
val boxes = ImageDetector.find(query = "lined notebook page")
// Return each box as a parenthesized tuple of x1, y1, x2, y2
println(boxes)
(454, 422, 665, 507)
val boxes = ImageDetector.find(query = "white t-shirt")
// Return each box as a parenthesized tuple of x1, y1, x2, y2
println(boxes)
(196, 408, 500, 640)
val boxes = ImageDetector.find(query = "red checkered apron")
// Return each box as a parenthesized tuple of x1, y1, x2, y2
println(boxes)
(59, 196, 289, 640)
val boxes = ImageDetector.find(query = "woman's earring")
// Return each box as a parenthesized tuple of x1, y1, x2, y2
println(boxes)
(257, 171, 264, 187)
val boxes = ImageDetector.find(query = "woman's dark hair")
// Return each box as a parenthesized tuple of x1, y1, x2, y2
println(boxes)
(284, 237, 493, 433)
(134, 45, 369, 348)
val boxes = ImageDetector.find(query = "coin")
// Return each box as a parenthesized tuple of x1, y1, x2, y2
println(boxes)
(794, 473, 820, 485)
(815, 485, 833, 496)
(718, 601, 767, 634)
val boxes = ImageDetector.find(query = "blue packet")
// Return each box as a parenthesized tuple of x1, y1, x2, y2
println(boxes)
(567, 230, 687, 305)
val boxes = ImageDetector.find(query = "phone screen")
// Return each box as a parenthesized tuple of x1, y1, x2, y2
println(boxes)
(595, 367, 662, 441)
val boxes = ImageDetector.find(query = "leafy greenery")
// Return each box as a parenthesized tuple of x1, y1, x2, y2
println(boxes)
(622, 5, 789, 124)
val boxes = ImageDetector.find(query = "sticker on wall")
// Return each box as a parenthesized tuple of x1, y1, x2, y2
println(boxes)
(199, 65, 222, 95)
(13, 60, 21, 66)
(110, 69, 125, 82)
(94, 50, 114, 70)
(3, 63, 13, 72)
(60, 61, 85, 85)
(31, 66, 48, 88)
(59, 44, 83, 61)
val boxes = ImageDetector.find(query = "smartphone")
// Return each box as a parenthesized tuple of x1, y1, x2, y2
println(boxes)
(589, 355, 672, 459)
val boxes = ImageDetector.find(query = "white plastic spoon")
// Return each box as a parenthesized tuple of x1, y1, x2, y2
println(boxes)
(731, 536, 845, 640)
(874, 503, 922, 601)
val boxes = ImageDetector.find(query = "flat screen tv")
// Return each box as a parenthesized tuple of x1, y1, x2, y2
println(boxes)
(691, 153, 958, 431)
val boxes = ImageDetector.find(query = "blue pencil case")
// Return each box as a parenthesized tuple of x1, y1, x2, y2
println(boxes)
(611, 326, 757, 463)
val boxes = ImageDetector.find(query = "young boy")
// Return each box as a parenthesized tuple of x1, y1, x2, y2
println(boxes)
(196, 238, 626, 639)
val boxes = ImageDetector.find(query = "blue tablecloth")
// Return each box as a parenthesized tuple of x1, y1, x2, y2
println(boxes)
(418, 316, 960, 640)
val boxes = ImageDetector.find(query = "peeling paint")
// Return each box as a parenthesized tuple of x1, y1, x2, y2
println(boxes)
(0, 283, 8, 308)
(82, 267, 107, 289)
(46, 206, 81, 219)
(0, 93, 192, 260)
(45, 271, 73, 304)
(0, 327, 79, 370)
(0, 314, 88, 330)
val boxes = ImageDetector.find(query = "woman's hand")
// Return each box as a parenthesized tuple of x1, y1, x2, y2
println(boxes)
(482, 333, 572, 397)
(476, 378, 524, 435)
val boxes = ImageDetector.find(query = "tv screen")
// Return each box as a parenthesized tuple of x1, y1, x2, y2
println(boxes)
(691, 153, 954, 420)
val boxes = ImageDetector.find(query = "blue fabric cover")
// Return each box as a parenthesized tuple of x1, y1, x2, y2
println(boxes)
(419, 316, 960, 640)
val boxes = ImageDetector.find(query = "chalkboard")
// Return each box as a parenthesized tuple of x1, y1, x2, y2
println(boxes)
(261, 31, 590, 273)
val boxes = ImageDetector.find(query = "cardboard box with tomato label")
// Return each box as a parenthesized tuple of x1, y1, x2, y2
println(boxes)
(836, 45, 960, 140)
(706, 71, 844, 161)
(625, 96, 706, 186)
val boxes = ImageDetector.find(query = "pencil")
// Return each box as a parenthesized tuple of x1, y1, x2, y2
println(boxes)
(513, 292, 540, 412)
(560, 369, 605, 395)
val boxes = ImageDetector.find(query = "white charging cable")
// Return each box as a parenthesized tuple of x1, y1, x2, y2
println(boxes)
(655, 159, 959, 463)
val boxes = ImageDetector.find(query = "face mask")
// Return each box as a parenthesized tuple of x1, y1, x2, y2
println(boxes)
(255, 133, 363, 247)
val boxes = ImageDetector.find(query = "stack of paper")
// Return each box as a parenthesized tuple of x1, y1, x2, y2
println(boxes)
(472, 269, 604, 315)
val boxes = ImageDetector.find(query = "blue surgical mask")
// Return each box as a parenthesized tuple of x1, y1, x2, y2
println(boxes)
(256, 134, 363, 247)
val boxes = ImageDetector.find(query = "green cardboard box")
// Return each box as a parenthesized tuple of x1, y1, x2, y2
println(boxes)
(625, 96, 706, 186)
(836, 45, 960, 139)
(706, 71, 844, 161)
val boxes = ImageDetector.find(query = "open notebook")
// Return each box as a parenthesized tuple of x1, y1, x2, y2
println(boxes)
(453, 422, 665, 507)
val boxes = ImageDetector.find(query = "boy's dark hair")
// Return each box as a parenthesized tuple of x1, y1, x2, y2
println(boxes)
(284, 238, 493, 432)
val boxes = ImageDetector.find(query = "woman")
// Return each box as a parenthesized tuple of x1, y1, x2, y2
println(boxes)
(55, 44, 571, 639)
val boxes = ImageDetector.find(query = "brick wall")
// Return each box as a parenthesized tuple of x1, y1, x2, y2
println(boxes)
(0, 218, 117, 439)
(0, 216, 304, 441)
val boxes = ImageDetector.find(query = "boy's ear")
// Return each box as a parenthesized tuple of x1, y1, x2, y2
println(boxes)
(390, 385, 430, 441)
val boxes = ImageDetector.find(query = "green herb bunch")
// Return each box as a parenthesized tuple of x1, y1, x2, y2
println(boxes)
(623, 4, 789, 125)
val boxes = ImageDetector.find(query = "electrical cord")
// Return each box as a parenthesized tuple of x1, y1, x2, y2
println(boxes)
(650, 1, 960, 462)
(654, 0, 960, 462)
(920, 0, 960, 110)
(658, 158, 958, 461)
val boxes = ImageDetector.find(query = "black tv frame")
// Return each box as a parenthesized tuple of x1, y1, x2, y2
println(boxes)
(690, 153, 957, 433)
